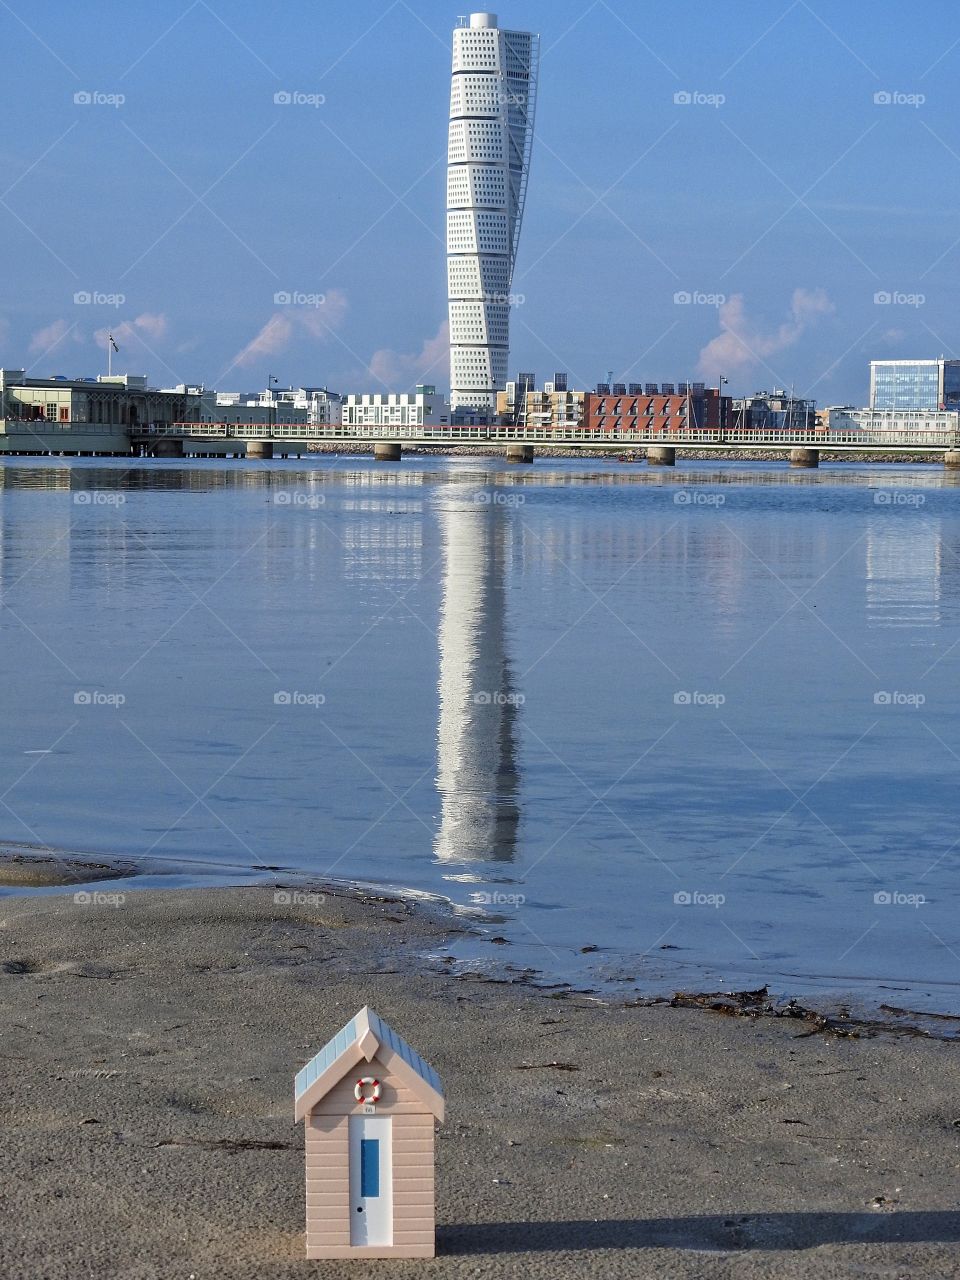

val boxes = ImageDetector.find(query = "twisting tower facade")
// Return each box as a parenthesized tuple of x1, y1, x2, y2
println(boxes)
(447, 13, 539, 412)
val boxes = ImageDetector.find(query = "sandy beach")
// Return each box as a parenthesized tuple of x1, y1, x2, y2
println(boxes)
(2, 873, 959, 1279)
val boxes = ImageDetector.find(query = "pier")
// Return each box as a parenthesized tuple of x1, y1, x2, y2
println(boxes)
(2, 418, 960, 466)
(129, 421, 959, 466)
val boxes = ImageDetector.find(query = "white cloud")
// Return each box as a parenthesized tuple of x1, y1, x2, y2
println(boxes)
(369, 320, 449, 389)
(230, 313, 293, 368)
(877, 327, 907, 348)
(298, 287, 349, 339)
(133, 312, 168, 341)
(697, 289, 834, 380)
(229, 289, 350, 370)
(29, 318, 78, 354)
(94, 312, 170, 351)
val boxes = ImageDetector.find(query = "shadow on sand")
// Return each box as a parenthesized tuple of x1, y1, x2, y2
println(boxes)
(440, 1211, 960, 1254)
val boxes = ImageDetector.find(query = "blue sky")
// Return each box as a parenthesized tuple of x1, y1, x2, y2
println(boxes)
(2, 0, 959, 403)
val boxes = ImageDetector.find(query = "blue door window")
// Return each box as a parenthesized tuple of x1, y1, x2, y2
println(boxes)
(360, 1138, 380, 1198)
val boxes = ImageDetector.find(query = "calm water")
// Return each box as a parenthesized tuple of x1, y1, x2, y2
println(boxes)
(2, 455, 960, 1011)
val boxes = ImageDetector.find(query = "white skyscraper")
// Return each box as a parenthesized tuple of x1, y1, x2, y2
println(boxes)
(447, 13, 539, 412)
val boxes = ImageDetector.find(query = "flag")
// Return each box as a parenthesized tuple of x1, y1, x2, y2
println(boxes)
(108, 334, 119, 353)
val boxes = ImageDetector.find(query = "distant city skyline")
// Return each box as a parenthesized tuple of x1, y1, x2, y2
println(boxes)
(1, 1, 959, 404)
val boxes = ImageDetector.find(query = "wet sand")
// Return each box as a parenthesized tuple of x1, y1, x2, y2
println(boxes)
(2, 880, 960, 1278)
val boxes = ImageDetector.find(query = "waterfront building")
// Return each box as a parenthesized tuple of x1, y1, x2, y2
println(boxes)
(0, 369, 204, 454)
(870, 359, 960, 411)
(496, 375, 586, 429)
(341, 386, 451, 429)
(211, 386, 341, 426)
(447, 12, 539, 411)
(0, 369, 201, 429)
(824, 405, 960, 436)
(585, 385, 726, 433)
(730, 390, 816, 431)
(212, 396, 307, 427)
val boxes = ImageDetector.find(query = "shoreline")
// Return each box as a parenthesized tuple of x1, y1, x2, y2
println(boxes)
(2, 880, 960, 1277)
(3, 845, 959, 1040)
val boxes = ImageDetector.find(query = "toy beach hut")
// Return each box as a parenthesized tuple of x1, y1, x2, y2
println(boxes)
(294, 1005, 445, 1259)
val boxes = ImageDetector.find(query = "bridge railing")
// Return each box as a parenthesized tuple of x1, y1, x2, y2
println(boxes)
(137, 422, 960, 448)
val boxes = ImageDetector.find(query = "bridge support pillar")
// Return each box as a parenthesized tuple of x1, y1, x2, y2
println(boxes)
(246, 440, 274, 460)
(154, 438, 184, 458)
(647, 446, 676, 466)
(790, 447, 819, 468)
(944, 449, 960, 469)
(506, 444, 534, 463)
(374, 441, 402, 462)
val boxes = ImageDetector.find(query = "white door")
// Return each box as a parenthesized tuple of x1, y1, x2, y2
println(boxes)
(349, 1115, 392, 1246)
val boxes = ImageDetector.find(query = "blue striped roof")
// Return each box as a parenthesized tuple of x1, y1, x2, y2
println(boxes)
(295, 1016, 357, 1102)
(368, 1008, 444, 1097)
(294, 1007, 443, 1103)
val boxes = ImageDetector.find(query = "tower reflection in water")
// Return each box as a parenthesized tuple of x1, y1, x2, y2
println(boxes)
(434, 485, 521, 864)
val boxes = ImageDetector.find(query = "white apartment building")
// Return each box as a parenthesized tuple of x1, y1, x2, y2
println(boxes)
(447, 12, 539, 411)
(210, 386, 341, 426)
(823, 406, 960, 437)
(341, 386, 451, 429)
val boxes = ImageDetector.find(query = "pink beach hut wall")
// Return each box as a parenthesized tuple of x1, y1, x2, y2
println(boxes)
(294, 1005, 445, 1259)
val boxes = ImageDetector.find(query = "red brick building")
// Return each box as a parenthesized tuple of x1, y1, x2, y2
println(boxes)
(585, 386, 728, 434)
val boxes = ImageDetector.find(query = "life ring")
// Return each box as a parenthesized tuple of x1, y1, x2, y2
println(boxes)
(355, 1077, 381, 1104)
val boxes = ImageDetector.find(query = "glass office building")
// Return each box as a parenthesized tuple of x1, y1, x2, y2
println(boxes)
(870, 359, 960, 410)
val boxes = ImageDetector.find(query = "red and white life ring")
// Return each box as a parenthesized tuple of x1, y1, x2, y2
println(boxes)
(355, 1077, 381, 1105)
